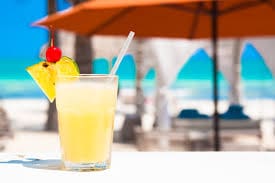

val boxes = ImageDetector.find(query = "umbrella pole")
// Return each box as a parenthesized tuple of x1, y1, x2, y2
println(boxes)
(211, 1, 220, 151)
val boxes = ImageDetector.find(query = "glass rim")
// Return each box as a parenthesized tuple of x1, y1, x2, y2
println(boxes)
(57, 74, 118, 78)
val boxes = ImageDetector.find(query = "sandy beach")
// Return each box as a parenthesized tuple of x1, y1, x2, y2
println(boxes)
(2, 98, 275, 129)
(1, 97, 275, 152)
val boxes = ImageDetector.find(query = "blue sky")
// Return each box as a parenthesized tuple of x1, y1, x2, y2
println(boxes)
(0, 0, 70, 60)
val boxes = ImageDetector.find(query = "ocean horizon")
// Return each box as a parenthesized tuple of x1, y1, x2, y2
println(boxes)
(1, 75, 274, 100)
(1, 45, 275, 100)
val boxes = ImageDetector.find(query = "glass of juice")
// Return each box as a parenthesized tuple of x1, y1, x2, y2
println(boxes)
(55, 74, 118, 171)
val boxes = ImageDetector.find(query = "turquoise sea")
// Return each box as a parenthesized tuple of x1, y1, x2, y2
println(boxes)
(0, 43, 274, 100)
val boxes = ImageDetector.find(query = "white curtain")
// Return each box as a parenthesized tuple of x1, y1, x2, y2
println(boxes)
(148, 39, 200, 130)
(203, 39, 243, 105)
(248, 37, 275, 77)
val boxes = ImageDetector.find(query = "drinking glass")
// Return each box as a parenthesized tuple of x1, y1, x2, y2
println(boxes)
(55, 74, 118, 171)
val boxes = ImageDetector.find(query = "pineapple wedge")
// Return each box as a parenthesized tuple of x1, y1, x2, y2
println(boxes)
(26, 56, 79, 102)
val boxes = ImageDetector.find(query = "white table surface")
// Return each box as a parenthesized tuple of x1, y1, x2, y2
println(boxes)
(0, 152, 275, 183)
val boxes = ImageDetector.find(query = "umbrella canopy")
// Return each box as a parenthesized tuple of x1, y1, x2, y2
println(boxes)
(35, 0, 275, 151)
(36, 0, 275, 38)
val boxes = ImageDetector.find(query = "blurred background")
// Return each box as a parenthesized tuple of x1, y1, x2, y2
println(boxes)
(1, 0, 275, 153)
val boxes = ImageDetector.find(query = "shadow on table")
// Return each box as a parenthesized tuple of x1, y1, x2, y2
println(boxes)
(0, 157, 64, 171)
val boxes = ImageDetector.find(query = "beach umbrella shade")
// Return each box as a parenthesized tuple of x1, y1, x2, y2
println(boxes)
(35, 0, 275, 151)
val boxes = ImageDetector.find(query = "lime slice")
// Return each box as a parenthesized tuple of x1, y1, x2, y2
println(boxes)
(26, 56, 80, 102)
(56, 56, 79, 76)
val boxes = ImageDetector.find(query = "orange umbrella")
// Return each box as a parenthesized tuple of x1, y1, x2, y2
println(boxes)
(36, 0, 275, 38)
(35, 0, 275, 151)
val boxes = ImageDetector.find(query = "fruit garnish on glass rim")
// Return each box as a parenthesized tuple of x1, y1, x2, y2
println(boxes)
(26, 29, 79, 102)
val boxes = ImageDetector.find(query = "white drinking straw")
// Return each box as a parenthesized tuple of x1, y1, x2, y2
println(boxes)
(110, 31, 135, 75)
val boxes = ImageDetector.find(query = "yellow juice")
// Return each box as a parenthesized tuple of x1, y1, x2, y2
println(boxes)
(56, 81, 117, 164)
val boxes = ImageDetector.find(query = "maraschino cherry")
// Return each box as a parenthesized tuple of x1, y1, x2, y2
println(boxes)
(46, 29, 62, 63)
